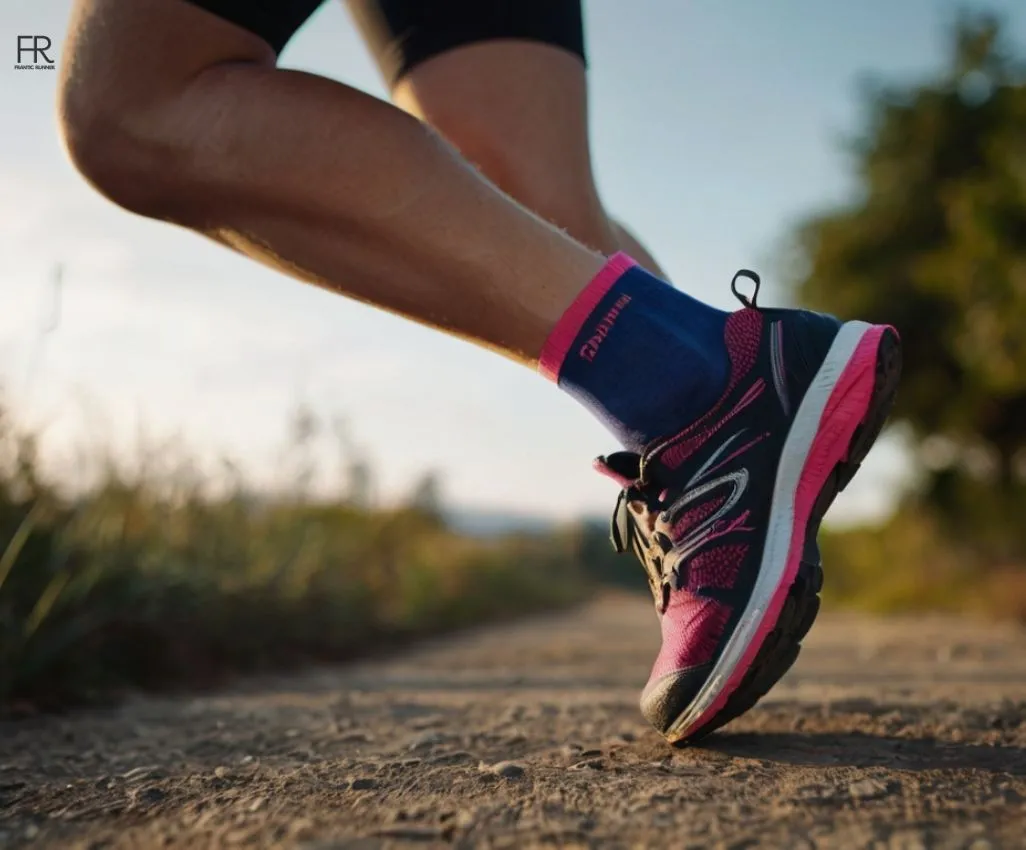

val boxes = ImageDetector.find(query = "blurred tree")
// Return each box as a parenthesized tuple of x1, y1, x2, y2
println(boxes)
(791, 12, 1026, 545)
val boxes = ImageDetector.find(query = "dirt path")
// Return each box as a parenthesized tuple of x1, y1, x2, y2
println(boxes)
(3, 594, 1026, 849)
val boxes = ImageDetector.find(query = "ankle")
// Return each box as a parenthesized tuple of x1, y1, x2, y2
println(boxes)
(540, 256, 729, 451)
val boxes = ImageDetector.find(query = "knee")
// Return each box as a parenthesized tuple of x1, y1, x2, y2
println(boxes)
(58, 78, 182, 220)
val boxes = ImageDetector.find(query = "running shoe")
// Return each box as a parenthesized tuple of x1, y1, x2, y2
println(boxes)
(594, 270, 901, 744)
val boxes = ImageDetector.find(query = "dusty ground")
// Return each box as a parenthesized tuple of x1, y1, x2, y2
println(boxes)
(2, 594, 1026, 849)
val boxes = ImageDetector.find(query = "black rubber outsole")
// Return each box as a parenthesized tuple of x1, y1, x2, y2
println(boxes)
(673, 327, 903, 746)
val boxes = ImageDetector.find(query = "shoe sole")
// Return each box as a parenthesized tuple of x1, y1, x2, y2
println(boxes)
(665, 321, 902, 744)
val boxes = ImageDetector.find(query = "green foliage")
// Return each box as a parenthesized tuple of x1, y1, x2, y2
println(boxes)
(792, 12, 1026, 573)
(794, 13, 1026, 497)
(0, 407, 609, 712)
(819, 505, 1026, 621)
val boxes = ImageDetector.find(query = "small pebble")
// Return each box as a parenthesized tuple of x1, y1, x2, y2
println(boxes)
(288, 818, 316, 840)
(408, 732, 445, 751)
(133, 787, 166, 805)
(455, 809, 478, 829)
(500, 706, 527, 724)
(121, 766, 157, 782)
(849, 778, 891, 801)
(798, 784, 841, 802)
(482, 761, 526, 780)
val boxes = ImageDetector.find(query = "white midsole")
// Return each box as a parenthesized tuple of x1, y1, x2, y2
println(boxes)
(666, 320, 874, 738)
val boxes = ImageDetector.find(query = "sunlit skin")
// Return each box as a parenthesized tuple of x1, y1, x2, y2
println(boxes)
(388, 39, 667, 278)
(57, 0, 622, 368)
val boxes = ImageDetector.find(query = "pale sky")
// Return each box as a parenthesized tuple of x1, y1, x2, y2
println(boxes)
(3, 1, 1024, 523)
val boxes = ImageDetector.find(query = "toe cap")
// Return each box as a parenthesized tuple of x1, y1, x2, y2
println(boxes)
(639, 664, 712, 735)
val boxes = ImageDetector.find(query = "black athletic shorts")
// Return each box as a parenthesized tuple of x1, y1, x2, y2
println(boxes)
(185, 0, 586, 85)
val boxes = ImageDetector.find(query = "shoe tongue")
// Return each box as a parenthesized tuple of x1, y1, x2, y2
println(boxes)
(593, 451, 642, 488)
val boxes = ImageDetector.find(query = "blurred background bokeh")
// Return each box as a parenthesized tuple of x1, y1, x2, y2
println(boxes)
(2, 1, 1026, 712)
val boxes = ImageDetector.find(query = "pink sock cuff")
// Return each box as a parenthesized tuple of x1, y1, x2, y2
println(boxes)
(538, 252, 638, 382)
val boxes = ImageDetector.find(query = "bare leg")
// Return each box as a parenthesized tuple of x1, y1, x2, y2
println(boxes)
(383, 39, 668, 278)
(57, 0, 604, 364)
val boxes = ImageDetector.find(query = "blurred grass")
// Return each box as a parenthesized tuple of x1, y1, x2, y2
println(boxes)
(0, 405, 600, 713)
(820, 506, 1026, 622)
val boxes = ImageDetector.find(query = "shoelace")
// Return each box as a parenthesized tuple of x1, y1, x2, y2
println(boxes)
(601, 451, 677, 612)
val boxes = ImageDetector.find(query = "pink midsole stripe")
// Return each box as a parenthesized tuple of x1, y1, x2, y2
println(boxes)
(681, 324, 888, 738)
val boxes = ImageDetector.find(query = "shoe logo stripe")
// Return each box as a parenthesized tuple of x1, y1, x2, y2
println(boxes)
(770, 320, 790, 416)
(685, 429, 747, 488)
(666, 468, 750, 567)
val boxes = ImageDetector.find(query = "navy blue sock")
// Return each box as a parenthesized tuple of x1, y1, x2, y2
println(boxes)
(540, 254, 729, 453)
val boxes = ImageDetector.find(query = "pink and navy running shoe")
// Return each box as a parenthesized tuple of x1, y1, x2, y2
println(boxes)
(595, 270, 901, 744)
